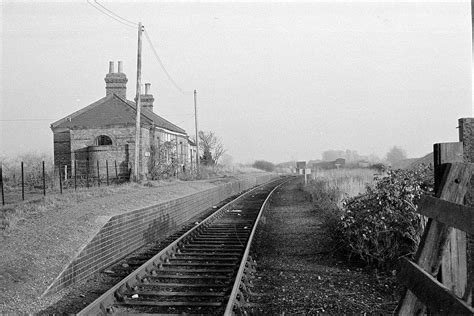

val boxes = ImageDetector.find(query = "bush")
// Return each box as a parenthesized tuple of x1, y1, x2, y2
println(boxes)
(336, 165, 433, 268)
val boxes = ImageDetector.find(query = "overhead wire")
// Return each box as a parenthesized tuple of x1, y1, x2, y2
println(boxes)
(86, 0, 136, 29)
(93, 0, 138, 26)
(86, 1, 193, 97)
(143, 29, 193, 96)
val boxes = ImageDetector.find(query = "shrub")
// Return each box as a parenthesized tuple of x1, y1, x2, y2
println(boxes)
(336, 164, 433, 268)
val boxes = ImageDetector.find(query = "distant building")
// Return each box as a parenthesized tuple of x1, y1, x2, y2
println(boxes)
(50, 61, 196, 179)
(311, 158, 346, 171)
(357, 160, 370, 168)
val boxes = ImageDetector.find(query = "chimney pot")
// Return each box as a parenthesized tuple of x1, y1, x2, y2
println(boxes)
(140, 83, 154, 111)
(105, 61, 127, 98)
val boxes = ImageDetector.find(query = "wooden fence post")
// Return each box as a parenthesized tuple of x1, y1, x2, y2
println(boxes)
(114, 160, 118, 181)
(435, 143, 467, 299)
(58, 165, 63, 194)
(396, 142, 468, 314)
(459, 117, 474, 304)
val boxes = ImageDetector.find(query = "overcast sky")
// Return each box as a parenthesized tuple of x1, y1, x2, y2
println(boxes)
(1, 1, 472, 163)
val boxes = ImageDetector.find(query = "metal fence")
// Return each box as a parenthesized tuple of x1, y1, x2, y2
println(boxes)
(0, 160, 131, 206)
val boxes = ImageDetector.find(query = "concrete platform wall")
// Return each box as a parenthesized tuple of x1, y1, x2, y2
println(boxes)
(45, 174, 276, 294)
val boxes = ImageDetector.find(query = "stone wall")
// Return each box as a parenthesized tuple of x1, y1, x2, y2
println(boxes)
(70, 126, 136, 152)
(59, 125, 191, 180)
(44, 173, 277, 295)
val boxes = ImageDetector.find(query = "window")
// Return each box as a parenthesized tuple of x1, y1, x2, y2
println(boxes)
(96, 135, 112, 146)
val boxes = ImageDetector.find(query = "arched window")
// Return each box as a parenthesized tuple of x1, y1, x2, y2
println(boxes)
(96, 135, 112, 146)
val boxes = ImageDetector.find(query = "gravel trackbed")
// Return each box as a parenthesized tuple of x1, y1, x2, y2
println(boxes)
(250, 179, 400, 314)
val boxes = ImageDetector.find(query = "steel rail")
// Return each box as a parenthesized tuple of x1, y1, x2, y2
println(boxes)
(223, 178, 291, 315)
(78, 177, 287, 315)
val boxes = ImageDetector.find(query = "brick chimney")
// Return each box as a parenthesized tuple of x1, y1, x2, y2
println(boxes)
(104, 61, 128, 98)
(140, 83, 155, 112)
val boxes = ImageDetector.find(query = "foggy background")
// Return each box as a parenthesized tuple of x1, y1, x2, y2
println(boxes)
(1, 1, 471, 163)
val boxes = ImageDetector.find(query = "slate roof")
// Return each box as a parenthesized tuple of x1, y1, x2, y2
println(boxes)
(51, 94, 186, 134)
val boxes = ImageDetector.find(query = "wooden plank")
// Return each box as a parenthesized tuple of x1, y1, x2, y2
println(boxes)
(398, 258, 474, 314)
(433, 142, 463, 193)
(417, 195, 474, 234)
(443, 230, 468, 298)
(396, 162, 474, 315)
(438, 162, 471, 300)
(435, 144, 469, 304)
(459, 118, 474, 305)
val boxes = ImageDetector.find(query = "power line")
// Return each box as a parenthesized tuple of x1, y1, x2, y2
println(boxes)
(93, 0, 138, 27)
(86, 0, 136, 29)
(87, 1, 192, 96)
(144, 29, 193, 96)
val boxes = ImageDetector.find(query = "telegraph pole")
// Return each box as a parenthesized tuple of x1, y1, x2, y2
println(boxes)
(194, 89, 200, 176)
(133, 22, 143, 182)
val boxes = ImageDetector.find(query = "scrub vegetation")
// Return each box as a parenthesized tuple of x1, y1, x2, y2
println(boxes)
(305, 165, 433, 269)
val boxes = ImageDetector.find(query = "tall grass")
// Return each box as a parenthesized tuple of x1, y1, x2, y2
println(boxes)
(1, 152, 54, 188)
(310, 168, 379, 206)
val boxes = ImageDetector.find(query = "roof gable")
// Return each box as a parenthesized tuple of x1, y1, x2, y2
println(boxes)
(119, 96, 186, 134)
(51, 94, 186, 134)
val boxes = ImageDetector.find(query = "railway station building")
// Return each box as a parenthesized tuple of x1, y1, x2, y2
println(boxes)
(50, 61, 196, 180)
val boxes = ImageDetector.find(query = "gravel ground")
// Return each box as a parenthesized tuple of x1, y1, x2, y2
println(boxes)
(0, 175, 261, 313)
(250, 179, 400, 314)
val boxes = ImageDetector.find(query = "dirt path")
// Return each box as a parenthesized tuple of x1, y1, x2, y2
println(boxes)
(250, 179, 399, 314)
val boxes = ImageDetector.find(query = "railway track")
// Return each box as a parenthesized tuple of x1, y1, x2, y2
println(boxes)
(78, 177, 291, 315)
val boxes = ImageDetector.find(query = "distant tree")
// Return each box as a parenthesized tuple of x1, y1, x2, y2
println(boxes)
(198, 131, 226, 166)
(368, 154, 382, 163)
(201, 149, 214, 166)
(253, 160, 275, 172)
(386, 146, 407, 165)
(220, 154, 234, 168)
(345, 149, 361, 162)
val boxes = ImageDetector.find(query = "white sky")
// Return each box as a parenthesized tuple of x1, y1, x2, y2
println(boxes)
(0, 1, 472, 163)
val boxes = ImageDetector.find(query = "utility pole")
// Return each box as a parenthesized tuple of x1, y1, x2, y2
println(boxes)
(194, 89, 200, 176)
(133, 22, 143, 182)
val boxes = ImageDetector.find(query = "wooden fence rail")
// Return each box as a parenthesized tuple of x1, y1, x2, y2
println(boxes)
(396, 142, 474, 314)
